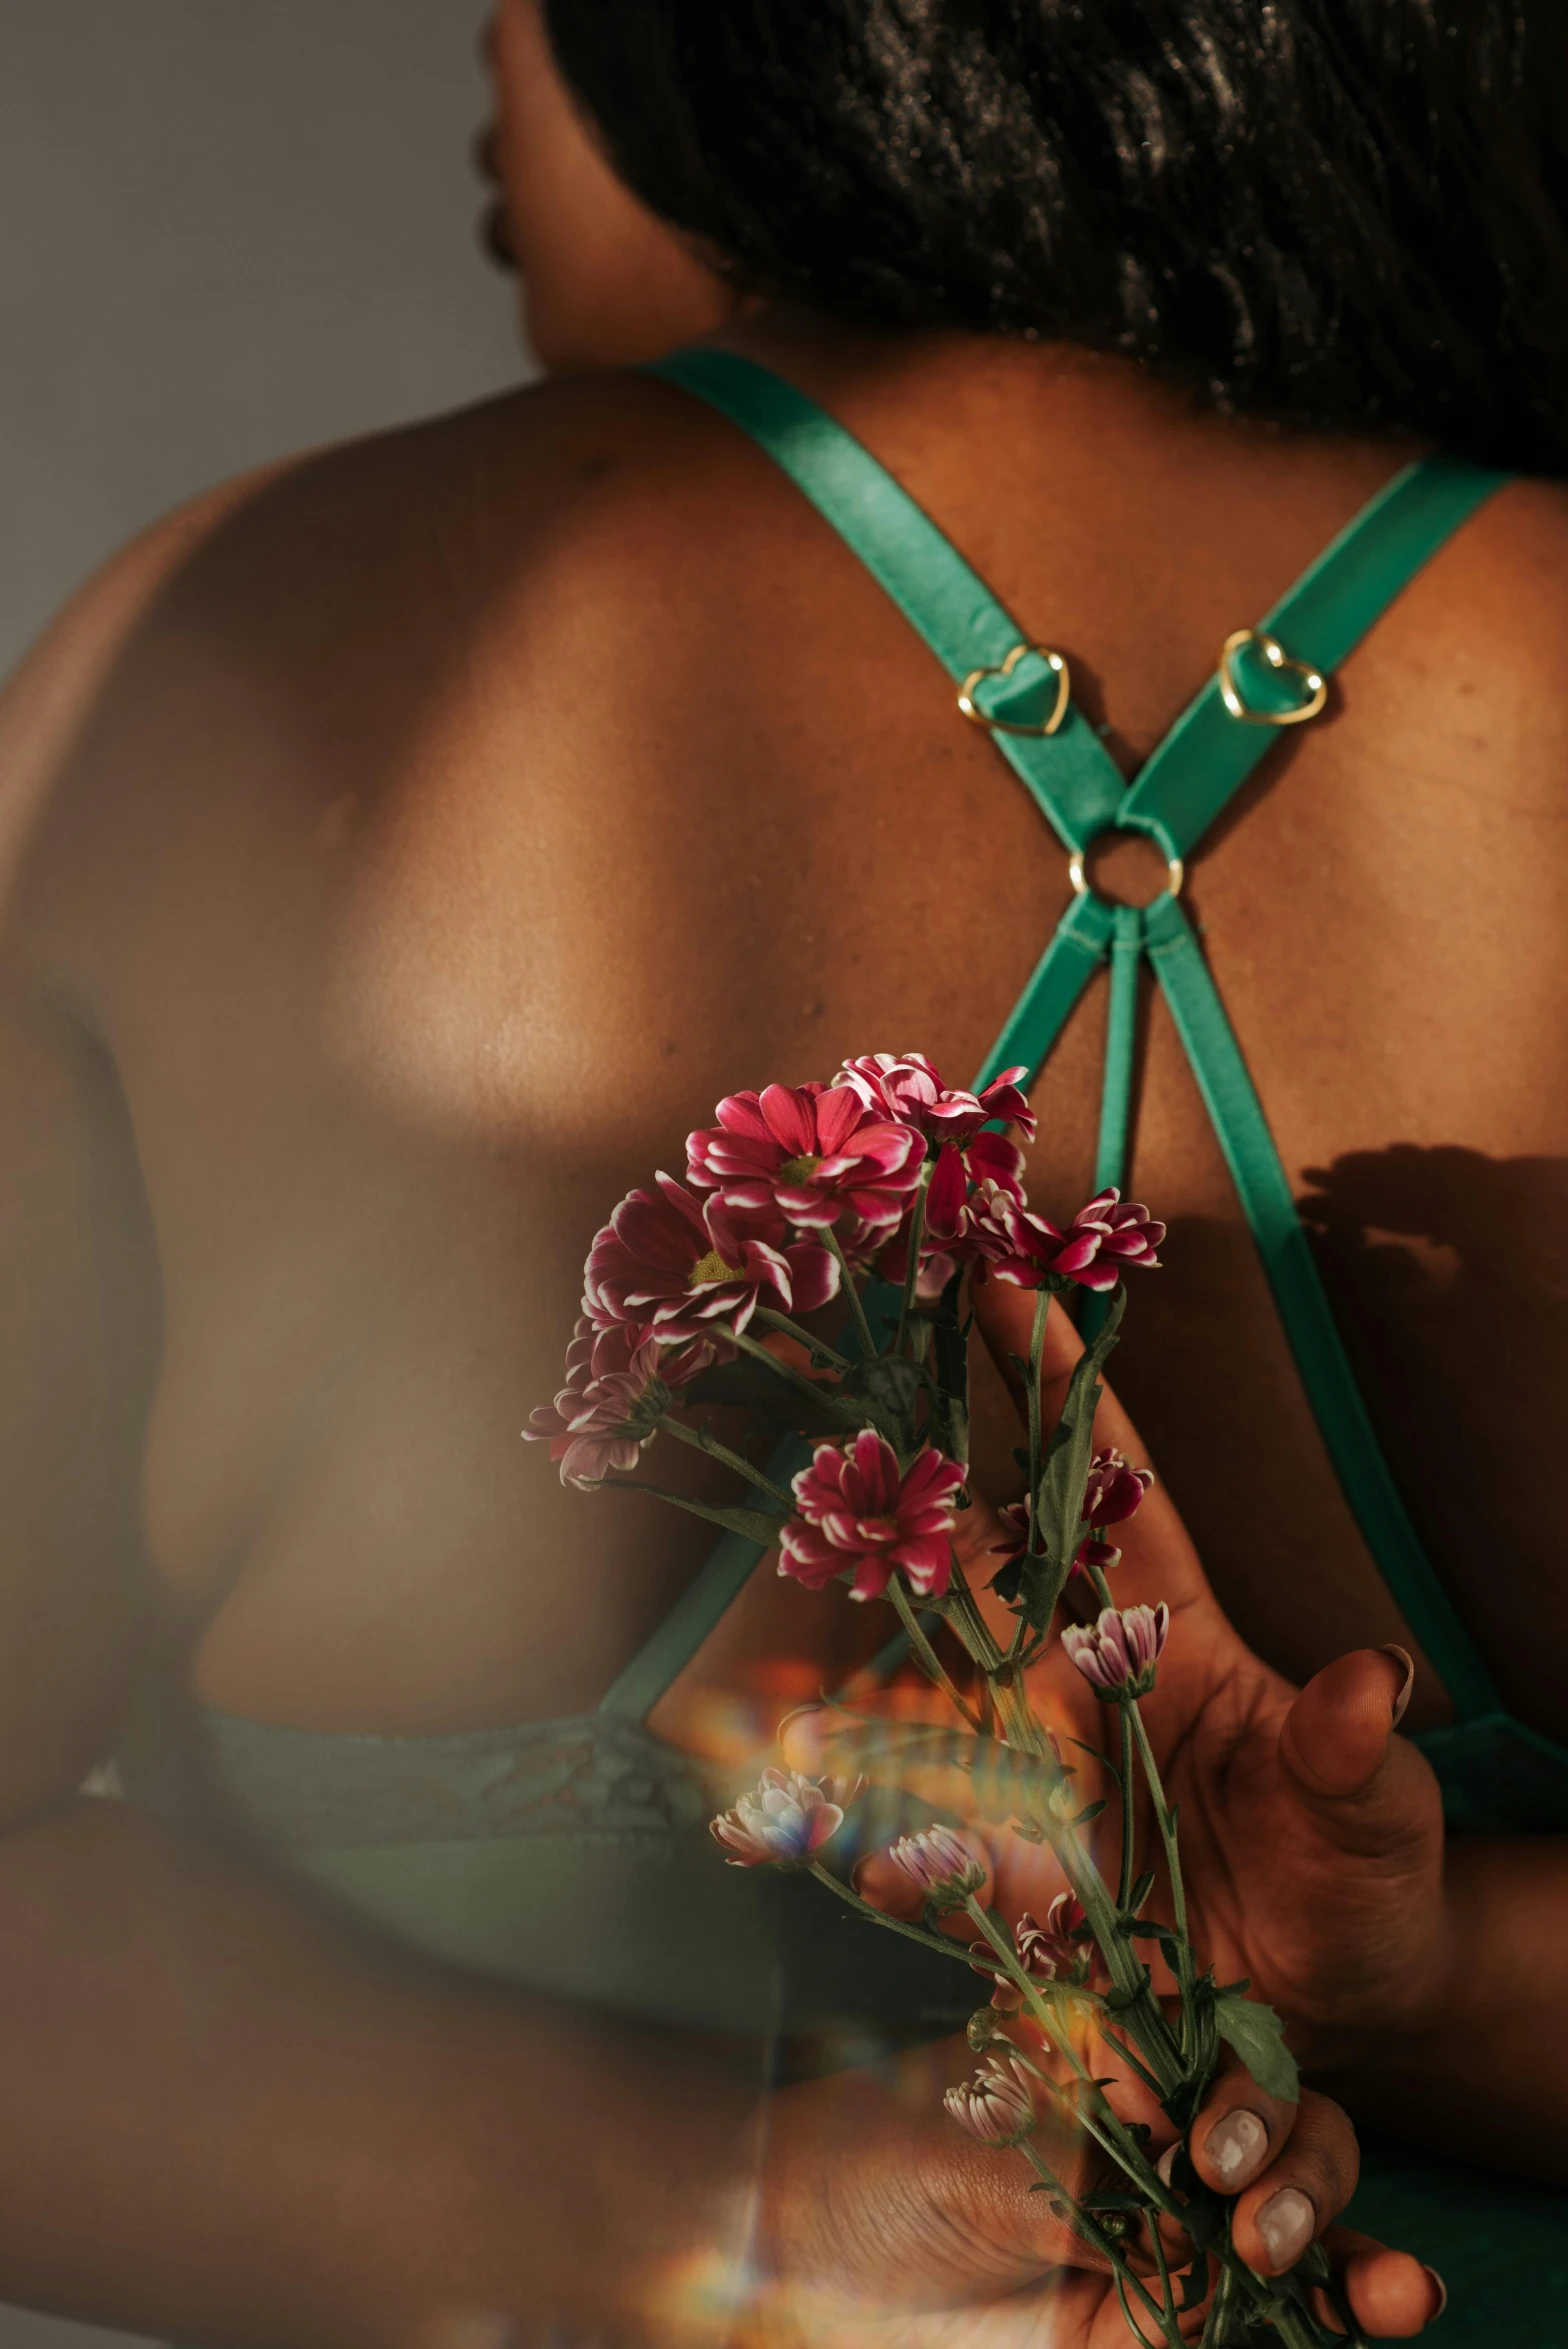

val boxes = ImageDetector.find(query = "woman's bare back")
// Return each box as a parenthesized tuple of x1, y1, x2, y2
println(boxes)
(4, 321, 1566, 1768)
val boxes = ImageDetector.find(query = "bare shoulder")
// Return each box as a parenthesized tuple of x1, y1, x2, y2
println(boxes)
(1352, 470, 1568, 817)
(0, 367, 711, 774)
(0, 465, 288, 814)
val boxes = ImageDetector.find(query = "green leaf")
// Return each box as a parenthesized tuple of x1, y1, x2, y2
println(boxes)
(997, 1289, 1127, 1635)
(1211, 1987, 1301, 2105)
(1032, 1288, 1125, 1558)
(1174, 2255, 1209, 2313)
(1102, 1964, 1152, 2012)
(599, 1478, 790, 1550)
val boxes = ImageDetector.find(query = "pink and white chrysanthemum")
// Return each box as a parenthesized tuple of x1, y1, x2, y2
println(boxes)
(989, 1449, 1154, 1576)
(1062, 1602, 1171, 1699)
(887, 1824, 988, 1901)
(836, 1053, 1038, 1149)
(968, 1184, 1166, 1293)
(686, 1082, 923, 1235)
(524, 1318, 679, 1490)
(778, 1430, 966, 1602)
(944, 2054, 1037, 2147)
(584, 1174, 838, 1344)
(1016, 1892, 1090, 1978)
(710, 1767, 861, 1867)
(1077, 1448, 1155, 1571)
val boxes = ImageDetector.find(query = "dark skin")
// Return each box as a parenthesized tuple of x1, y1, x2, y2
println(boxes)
(0, 0, 1557, 2331)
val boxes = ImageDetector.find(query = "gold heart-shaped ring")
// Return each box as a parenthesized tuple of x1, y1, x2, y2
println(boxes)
(1217, 628, 1328, 727)
(957, 641, 1071, 738)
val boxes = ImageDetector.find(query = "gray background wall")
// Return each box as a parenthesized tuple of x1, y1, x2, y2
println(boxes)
(1, 0, 529, 678)
(0, 4, 531, 2340)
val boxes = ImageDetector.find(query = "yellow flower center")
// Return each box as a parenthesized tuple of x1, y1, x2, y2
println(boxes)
(689, 1248, 745, 1288)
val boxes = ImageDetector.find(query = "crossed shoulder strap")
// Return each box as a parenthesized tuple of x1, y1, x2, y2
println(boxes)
(608, 344, 1508, 1731)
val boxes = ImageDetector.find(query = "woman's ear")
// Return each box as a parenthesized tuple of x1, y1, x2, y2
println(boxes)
(486, 0, 743, 372)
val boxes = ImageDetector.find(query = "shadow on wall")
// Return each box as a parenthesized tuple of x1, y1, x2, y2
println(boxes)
(1299, 1140, 1568, 1702)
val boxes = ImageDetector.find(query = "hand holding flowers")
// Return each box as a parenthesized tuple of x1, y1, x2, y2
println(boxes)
(530, 1051, 1449, 2345)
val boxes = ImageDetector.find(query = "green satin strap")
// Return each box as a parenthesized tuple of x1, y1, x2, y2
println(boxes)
(1096, 905, 1145, 1199)
(621, 345, 1509, 1736)
(1142, 893, 1501, 1717)
(651, 348, 1128, 856)
(598, 1519, 766, 1722)
(1117, 457, 1510, 863)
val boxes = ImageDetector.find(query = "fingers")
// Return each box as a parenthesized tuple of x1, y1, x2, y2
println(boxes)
(1182, 2051, 1302, 2198)
(1276, 1648, 1445, 1894)
(1226, 2088, 1359, 2278)
(1318, 2228, 1448, 2338)
(1280, 1648, 1415, 1803)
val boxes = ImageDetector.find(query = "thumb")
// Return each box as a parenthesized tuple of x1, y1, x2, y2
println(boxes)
(1277, 1647, 1442, 1864)
(1279, 1647, 1413, 1801)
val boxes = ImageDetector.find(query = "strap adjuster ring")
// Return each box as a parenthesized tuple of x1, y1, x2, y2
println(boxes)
(1069, 837, 1185, 905)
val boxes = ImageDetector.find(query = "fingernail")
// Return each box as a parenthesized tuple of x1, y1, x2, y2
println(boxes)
(1156, 2139, 1182, 2186)
(1423, 2265, 1448, 2320)
(1379, 1644, 1415, 1728)
(1203, 2106, 1269, 2189)
(1255, 2186, 1315, 2272)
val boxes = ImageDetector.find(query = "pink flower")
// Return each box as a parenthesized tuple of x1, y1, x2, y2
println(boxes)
(584, 1174, 837, 1343)
(987, 1450, 1153, 1578)
(873, 1141, 967, 1303)
(778, 1431, 966, 1602)
(887, 1825, 988, 1901)
(970, 1185, 1165, 1293)
(977, 1892, 1091, 2008)
(944, 2054, 1037, 2147)
(990, 1495, 1034, 1550)
(686, 1082, 923, 1235)
(836, 1054, 1038, 1149)
(710, 1768, 861, 1867)
(1016, 1892, 1089, 1978)
(1062, 1602, 1171, 1699)
(524, 1318, 676, 1490)
(1077, 1448, 1154, 1571)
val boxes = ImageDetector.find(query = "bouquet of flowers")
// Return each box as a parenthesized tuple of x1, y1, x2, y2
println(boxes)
(529, 1053, 1358, 2347)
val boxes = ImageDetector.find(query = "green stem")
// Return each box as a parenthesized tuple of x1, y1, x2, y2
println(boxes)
(887, 1578, 984, 1731)
(1126, 1700, 1197, 2047)
(750, 1306, 851, 1370)
(808, 1862, 1005, 1977)
(933, 1582, 1183, 2097)
(656, 1414, 795, 1508)
(894, 1161, 932, 1359)
(1027, 1286, 1051, 1542)
(943, 1560, 1009, 1680)
(824, 1226, 878, 1361)
(728, 1326, 853, 1419)
(1117, 1703, 1136, 1914)
(1017, 2143, 1181, 2348)
(963, 1899, 1179, 2218)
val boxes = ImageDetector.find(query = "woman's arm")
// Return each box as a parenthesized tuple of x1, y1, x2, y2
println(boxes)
(0, 1795, 764, 2347)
